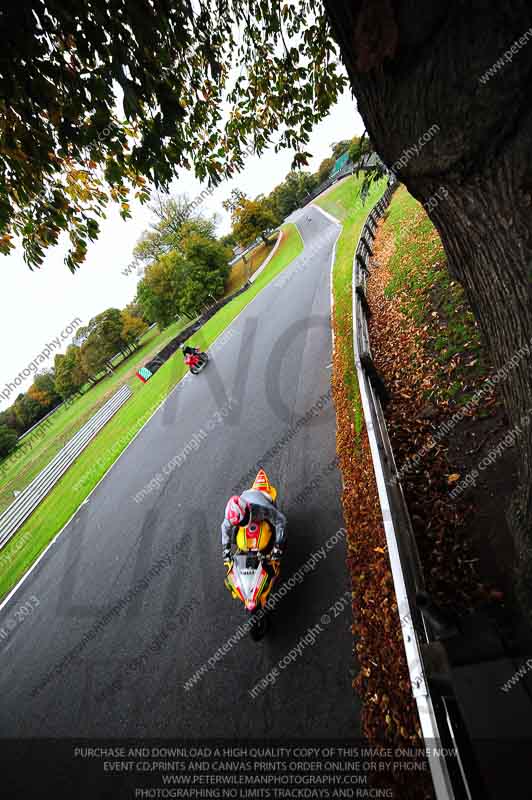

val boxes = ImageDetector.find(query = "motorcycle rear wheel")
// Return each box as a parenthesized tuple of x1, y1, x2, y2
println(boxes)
(249, 609, 269, 641)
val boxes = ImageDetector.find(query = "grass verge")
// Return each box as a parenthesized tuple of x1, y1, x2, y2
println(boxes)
(0, 223, 303, 601)
(225, 238, 276, 295)
(0, 320, 189, 514)
(325, 175, 386, 433)
(367, 187, 511, 614)
(313, 175, 355, 222)
(382, 187, 488, 406)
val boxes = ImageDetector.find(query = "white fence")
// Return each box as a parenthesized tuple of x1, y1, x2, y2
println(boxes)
(0, 385, 132, 549)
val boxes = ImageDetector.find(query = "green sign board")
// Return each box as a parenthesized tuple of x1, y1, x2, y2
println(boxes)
(330, 151, 350, 176)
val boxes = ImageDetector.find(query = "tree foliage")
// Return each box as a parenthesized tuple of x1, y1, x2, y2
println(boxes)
(30, 372, 61, 408)
(267, 170, 319, 221)
(54, 346, 88, 399)
(0, 425, 18, 459)
(317, 156, 336, 184)
(0, 407, 18, 433)
(13, 392, 44, 432)
(179, 234, 231, 316)
(331, 139, 352, 160)
(2, 1, 345, 271)
(130, 195, 218, 271)
(229, 196, 277, 248)
(136, 251, 187, 330)
(121, 310, 149, 348)
(79, 309, 128, 377)
(136, 231, 230, 326)
(348, 133, 372, 164)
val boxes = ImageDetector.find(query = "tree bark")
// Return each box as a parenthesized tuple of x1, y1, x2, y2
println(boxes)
(324, 1, 532, 614)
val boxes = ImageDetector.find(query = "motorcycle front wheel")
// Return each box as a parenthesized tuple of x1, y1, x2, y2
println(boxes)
(249, 609, 269, 641)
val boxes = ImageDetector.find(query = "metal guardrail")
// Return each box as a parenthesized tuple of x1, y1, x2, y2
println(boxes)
(352, 183, 476, 800)
(0, 385, 132, 549)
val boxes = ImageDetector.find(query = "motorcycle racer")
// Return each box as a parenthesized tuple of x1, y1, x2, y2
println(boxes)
(221, 490, 286, 566)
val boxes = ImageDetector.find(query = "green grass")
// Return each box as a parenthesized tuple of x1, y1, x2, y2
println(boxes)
(225, 238, 276, 295)
(0, 223, 303, 601)
(314, 175, 364, 223)
(381, 186, 488, 404)
(0, 320, 189, 515)
(329, 176, 387, 437)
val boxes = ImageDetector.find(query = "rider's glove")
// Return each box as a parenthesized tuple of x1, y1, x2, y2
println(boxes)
(223, 547, 232, 566)
(271, 546, 283, 562)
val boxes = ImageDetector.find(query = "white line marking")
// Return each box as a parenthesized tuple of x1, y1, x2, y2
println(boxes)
(311, 204, 342, 226)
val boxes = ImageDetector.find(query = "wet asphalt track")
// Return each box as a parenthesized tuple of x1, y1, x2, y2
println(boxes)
(0, 205, 360, 761)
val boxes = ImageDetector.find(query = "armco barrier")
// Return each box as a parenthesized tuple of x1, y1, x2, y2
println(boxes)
(0, 385, 132, 549)
(352, 182, 479, 799)
(141, 281, 253, 378)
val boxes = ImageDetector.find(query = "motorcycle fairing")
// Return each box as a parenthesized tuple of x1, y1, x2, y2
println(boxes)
(225, 555, 273, 611)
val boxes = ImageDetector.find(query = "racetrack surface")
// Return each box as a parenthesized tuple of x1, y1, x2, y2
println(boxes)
(0, 206, 360, 742)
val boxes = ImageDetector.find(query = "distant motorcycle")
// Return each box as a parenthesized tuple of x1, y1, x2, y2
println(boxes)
(184, 348, 209, 375)
(223, 469, 282, 641)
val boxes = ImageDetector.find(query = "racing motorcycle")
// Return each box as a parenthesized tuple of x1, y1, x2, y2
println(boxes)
(224, 469, 281, 641)
(184, 347, 209, 374)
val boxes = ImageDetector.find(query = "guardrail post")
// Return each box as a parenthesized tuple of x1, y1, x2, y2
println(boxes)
(365, 221, 376, 239)
(355, 286, 372, 319)
(360, 235, 372, 255)
(356, 253, 369, 274)
(359, 352, 390, 406)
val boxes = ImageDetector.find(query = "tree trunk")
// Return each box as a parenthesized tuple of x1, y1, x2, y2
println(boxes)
(324, 1, 532, 614)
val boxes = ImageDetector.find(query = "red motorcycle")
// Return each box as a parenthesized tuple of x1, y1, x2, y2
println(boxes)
(184, 347, 209, 374)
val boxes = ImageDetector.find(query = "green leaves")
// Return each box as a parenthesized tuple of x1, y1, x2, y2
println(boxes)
(2, 0, 345, 271)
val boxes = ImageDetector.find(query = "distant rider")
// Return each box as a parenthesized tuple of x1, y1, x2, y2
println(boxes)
(182, 344, 200, 358)
(221, 493, 287, 566)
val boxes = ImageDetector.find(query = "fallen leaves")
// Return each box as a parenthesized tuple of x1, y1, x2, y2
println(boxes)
(331, 301, 433, 798)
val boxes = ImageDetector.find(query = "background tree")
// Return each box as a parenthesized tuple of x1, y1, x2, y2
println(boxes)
(0, 425, 18, 459)
(220, 231, 238, 251)
(124, 301, 149, 324)
(0, 407, 20, 434)
(268, 171, 319, 220)
(1, 3, 341, 271)
(30, 371, 61, 410)
(80, 338, 113, 381)
(179, 234, 231, 315)
(13, 393, 43, 433)
(54, 346, 88, 399)
(130, 195, 218, 272)
(316, 156, 335, 184)
(229, 197, 277, 248)
(121, 310, 149, 352)
(331, 139, 352, 160)
(78, 308, 128, 377)
(222, 189, 248, 216)
(136, 252, 188, 329)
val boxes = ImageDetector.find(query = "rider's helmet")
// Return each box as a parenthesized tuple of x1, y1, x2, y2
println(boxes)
(225, 495, 250, 527)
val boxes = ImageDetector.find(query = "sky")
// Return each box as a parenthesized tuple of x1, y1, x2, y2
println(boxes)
(0, 88, 364, 410)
